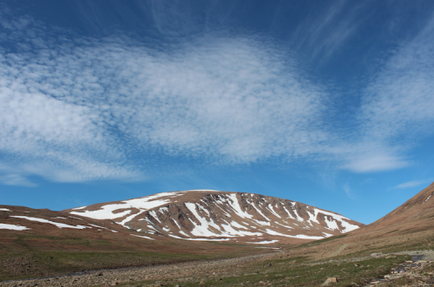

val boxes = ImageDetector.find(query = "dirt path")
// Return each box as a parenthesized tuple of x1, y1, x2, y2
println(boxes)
(330, 243, 348, 257)
(0, 252, 276, 287)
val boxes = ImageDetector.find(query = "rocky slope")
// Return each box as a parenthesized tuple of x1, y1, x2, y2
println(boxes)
(67, 190, 363, 244)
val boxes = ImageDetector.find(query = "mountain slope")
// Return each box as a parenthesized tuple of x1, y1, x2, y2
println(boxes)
(0, 205, 267, 281)
(67, 190, 363, 244)
(347, 180, 434, 240)
(281, 181, 434, 260)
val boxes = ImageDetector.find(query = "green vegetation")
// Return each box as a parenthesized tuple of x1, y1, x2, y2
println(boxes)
(0, 250, 216, 281)
(116, 255, 411, 287)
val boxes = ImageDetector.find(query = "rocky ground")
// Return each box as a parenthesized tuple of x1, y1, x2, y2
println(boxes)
(361, 251, 434, 287)
(0, 252, 275, 287)
(314, 250, 434, 287)
(2, 250, 434, 286)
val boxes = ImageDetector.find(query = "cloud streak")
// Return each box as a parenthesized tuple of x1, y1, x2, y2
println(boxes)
(337, 12, 434, 173)
(393, 180, 428, 189)
(0, 15, 329, 185)
(1, 6, 434, 186)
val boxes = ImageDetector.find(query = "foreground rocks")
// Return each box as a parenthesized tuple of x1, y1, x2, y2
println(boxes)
(0, 253, 272, 287)
(362, 251, 434, 287)
(2, 250, 434, 286)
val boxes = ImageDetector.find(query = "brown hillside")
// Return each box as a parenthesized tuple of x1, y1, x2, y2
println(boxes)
(282, 181, 434, 260)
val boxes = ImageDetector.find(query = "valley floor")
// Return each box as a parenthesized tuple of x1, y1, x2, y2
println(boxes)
(2, 250, 434, 286)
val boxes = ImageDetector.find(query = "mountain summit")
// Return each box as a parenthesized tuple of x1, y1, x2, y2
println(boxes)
(67, 190, 363, 244)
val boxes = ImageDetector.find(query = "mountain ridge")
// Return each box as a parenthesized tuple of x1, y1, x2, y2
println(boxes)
(66, 189, 363, 244)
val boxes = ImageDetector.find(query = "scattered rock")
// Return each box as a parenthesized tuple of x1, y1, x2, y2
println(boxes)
(321, 277, 338, 286)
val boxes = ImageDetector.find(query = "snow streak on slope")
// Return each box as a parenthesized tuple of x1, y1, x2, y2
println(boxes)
(0, 223, 30, 231)
(70, 191, 187, 220)
(68, 190, 363, 243)
(11, 216, 89, 229)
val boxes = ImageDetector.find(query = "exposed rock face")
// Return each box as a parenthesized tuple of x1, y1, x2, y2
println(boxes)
(67, 190, 363, 244)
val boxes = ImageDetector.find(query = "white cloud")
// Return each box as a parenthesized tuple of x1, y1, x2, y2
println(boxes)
(2, 8, 434, 185)
(342, 153, 408, 173)
(0, 173, 36, 187)
(291, 0, 367, 64)
(343, 183, 356, 200)
(393, 180, 427, 189)
(339, 13, 434, 173)
(0, 16, 329, 184)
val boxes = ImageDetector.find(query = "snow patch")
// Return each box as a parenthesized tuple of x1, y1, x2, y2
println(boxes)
(267, 203, 281, 218)
(264, 228, 325, 240)
(130, 234, 155, 240)
(227, 193, 254, 219)
(89, 223, 118, 233)
(11, 216, 88, 229)
(0, 208, 11, 212)
(247, 240, 279, 244)
(317, 209, 359, 233)
(68, 216, 83, 220)
(70, 191, 186, 221)
(119, 210, 145, 228)
(0, 223, 30, 231)
(423, 193, 433, 204)
(71, 206, 87, 210)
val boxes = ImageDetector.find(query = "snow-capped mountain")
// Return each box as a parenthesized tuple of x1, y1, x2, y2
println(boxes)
(67, 190, 363, 244)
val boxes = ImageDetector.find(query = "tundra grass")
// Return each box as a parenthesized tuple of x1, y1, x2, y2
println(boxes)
(118, 255, 410, 287)
(0, 250, 215, 281)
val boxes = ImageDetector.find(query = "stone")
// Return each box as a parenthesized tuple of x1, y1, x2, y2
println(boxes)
(321, 277, 338, 286)
(370, 253, 383, 258)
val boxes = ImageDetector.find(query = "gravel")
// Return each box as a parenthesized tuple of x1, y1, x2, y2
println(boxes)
(0, 253, 274, 287)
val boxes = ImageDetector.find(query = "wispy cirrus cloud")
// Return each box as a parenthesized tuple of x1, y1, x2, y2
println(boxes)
(291, 0, 367, 64)
(339, 12, 434, 173)
(1, 5, 434, 187)
(0, 14, 328, 185)
(393, 180, 431, 189)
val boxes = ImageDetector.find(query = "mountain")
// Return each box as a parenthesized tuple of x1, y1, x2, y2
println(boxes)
(345, 180, 434, 245)
(66, 190, 363, 244)
(0, 204, 266, 280)
(282, 181, 434, 260)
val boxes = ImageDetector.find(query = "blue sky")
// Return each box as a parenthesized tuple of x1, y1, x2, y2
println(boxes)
(1, 0, 434, 224)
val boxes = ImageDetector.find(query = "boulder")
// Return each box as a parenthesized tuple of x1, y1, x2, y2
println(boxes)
(321, 277, 338, 286)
